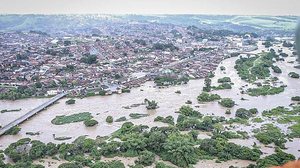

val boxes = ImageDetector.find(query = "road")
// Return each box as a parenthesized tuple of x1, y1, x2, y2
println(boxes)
(0, 92, 67, 136)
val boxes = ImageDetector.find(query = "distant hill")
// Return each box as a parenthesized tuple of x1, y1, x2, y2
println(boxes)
(0, 14, 298, 35)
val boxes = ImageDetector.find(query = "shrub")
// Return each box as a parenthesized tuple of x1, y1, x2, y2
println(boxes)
(129, 113, 149, 119)
(225, 109, 231, 114)
(179, 105, 203, 117)
(212, 83, 232, 90)
(106, 116, 113, 123)
(84, 119, 98, 127)
(115, 116, 127, 122)
(175, 90, 181, 94)
(291, 96, 300, 101)
(155, 162, 175, 168)
(4, 126, 21, 135)
(135, 150, 155, 166)
(154, 116, 174, 125)
(122, 88, 130, 93)
(219, 98, 235, 108)
(65, 99, 75, 105)
(99, 90, 106, 96)
(217, 77, 231, 83)
(288, 72, 300, 78)
(252, 118, 264, 123)
(197, 92, 221, 102)
(235, 108, 251, 119)
(271, 65, 282, 73)
(249, 108, 258, 114)
(144, 99, 159, 109)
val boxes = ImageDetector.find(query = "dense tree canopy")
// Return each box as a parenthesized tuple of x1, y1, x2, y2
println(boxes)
(219, 98, 235, 108)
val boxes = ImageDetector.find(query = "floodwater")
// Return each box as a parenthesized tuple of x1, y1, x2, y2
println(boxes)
(1, 41, 300, 167)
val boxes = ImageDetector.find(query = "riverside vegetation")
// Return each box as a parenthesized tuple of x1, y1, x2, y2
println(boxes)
(2, 43, 299, 168)
(2, 113, 296, 168)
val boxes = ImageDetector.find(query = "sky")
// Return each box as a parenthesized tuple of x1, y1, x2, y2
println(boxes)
(0, 0, 299, 16)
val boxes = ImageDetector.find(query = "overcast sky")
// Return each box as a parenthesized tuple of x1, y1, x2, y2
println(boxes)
(0, 0, 299, 15)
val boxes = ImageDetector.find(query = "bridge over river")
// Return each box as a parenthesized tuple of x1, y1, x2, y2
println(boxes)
(0, 92, 67, 136)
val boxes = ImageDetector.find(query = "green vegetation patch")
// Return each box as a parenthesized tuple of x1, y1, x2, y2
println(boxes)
(4, 126, 21, 135)
(202, 77, 212, 92)
(106, 116, 113, 123)
(262, 106, 298, 117)
(58, 162, 83, 168)
(135, 150, 155, 166)
(291, 96, 300, 101)
(219, 131, 249, 139)
(0, 108, 21, 113)
(144, 99, 159, 109)
(3, 119, 263, 168)
(154, 116, 175, 125)
(115, 116, 127, 122)
(92, 160, 125, 168)
(234, 52, 277, 82)
(0, 86, 36, 100)
(212, 83, 232, 90)
(271, 65, 282, 73)
(226, 117, 249, 125)
(80, 54, 97, 64)
(84, 119, 98, 127)
(65, 99, 76, 105)
(261, 106, 300, 138)
(199, 137, 261, 161)
(178, 105, 203, 118)
(254, 124, 286, 148)
(155, 162, 175, 168)
(129, 113, 149, 119)
(176, 115, 225, 132)
(197, 92, 221, 102)
(154, 76, 189, 86)
(121, 88, 131, 93)
(256, 149, 295, 168)
(289, 123, 300, 138)
(220, 66, 226, 71)
(235, 108, 258, 119)
(247, 85, 285, 96)
(217, 77, 231, 83)
(288, 72, 300, 78)
(51, 112, 92, 125)
(252, 117, 264, 123)
(219, 98, 235, 108)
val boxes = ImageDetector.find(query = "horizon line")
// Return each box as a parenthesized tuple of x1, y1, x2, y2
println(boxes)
(0, 13, 299, 17)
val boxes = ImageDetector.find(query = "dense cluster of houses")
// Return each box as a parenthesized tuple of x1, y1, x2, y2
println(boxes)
(0, 21, 256, 97)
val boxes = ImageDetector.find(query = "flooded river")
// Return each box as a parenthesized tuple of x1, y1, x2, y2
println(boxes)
(1, 41, 300, 167)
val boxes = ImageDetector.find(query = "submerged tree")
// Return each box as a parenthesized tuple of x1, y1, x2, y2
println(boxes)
(144, 99, 158, 109)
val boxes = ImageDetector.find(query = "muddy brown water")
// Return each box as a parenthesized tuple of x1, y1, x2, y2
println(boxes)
(1, 41, 300, 167)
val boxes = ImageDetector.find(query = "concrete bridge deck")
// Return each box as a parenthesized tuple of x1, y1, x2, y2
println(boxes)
(0, 92, 67, 136)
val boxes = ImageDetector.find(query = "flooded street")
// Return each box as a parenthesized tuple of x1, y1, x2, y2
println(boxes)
(1, 41, 300, 167)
